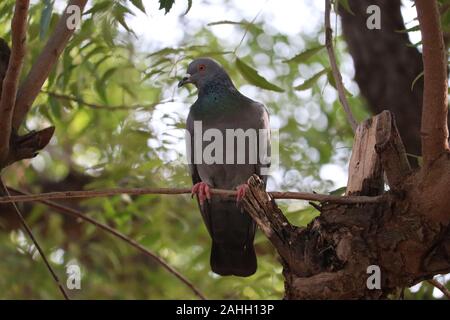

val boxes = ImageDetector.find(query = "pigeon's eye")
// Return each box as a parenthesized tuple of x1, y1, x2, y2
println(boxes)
(198, 64, 206, 72)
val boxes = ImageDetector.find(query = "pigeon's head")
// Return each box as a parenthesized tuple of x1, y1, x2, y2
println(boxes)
(178, 58, 229, 89)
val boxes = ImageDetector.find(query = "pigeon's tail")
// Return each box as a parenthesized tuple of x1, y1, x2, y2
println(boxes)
(211, 241, 256, 277)
(198, 198, 257, 277)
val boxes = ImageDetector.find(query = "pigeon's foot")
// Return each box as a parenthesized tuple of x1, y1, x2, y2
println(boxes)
(192, 182, 211, 205)
(236, 184, 249, 204)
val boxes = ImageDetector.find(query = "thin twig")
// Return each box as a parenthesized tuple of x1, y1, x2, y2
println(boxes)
(42, 90, 174, 110)
(233, 1, 267, 54)
(428, 278, 450, 299)
(324, 0, 358, 132)
(0, 180, 69, 300)
(13, 0, 88, 130)
(0, 0, 29, 164)
(272, 191, 385, 203)
(0, 187, 387, 205)
(7, 187, 206, 300)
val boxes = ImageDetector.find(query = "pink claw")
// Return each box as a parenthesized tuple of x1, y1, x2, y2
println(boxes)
(192, 182, 211, 205)
(236, 184, 249, 204)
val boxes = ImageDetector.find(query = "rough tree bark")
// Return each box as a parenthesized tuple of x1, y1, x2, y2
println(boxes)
(244, 111, 449, 299)
(240, 0, 450, 299)
(0, 0, 88, 171)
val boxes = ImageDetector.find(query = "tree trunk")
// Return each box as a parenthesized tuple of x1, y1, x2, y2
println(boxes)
(339, 0, 449, 165)
(243, 111, 450, 299)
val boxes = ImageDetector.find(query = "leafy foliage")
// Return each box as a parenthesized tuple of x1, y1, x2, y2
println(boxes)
(335, 0, 354, 15)
(159, 0, 175, 14)
(0, 0, 447, 300)
(294, 69, 328, 91)
(39, 0, 54, 39)
(284, 45, 325, 64)
(235, 58, 284, 92)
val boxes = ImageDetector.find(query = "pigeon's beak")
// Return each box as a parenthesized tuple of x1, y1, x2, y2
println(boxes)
(178, 74, 192, 87)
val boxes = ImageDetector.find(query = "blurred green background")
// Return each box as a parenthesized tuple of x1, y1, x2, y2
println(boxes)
(0, 0, 447, 299)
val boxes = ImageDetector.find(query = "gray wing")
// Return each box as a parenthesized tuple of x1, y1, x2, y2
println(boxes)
(186, 112, 201, 185)
(253, 103, 271, 186)
(186, 111, 213, 236)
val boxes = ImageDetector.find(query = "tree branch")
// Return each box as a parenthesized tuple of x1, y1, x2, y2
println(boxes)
(7, 187, 206, 300)
(12, 0, 88, 130)
(416, 0, 449, 166)
(325, 0, 358, 132)
(42, 90, 175, 110)
(338, 0, 426, 166)
(0, 186, 388, 205)
(427, 278, 450, 299)
(0, 0, 29, 165)
(3, 126, 55, 168)
(0, 38, 11, 99)
(346, 114, 384, 196)
(346, 110, 412, 195)
(374, 111, 412, 190)
(241, 175, 304, 271)
(0, 180, 69, 300)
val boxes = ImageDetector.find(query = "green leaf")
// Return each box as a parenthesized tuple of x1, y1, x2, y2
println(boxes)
(143, 68, 165, 81)
(294, 69, 328, 91)
(62, 49, 74, 90)
(119, 83, 138, 99)
(396, 25, 420, 33)
(93, 55, 112, 69)
(327, 70, 353, 97)
(101, 67, 118, 84)
(84, 1, 111, 15)
(184, 0, 192, 15)
(130, 0, 146, 13)
(411, 71, 424, 91)
(188, 50, 233, 58)
(150, 57, 172, 68)
(407, 40, 422, 48)
(235, 58, 284, 92)
(159, 0, 175, 14)
(328, 186, 347, 196)
(101, 19, 116, 47)
(146, 47, 182, 58)
(441, 4, 450, 30)
(95, 78, 108, 103)
(207, 20, 249, 27)
(113, 5, 135, 34)
(283, 45, 325, 64)
(83, 46, 107, 61)
(336, 0, 354, 15)
(40, 0, 54, 39)
(48, 95, 61, 119)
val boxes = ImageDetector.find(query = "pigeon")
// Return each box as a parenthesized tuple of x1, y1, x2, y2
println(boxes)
(178, 58, 270, 277)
